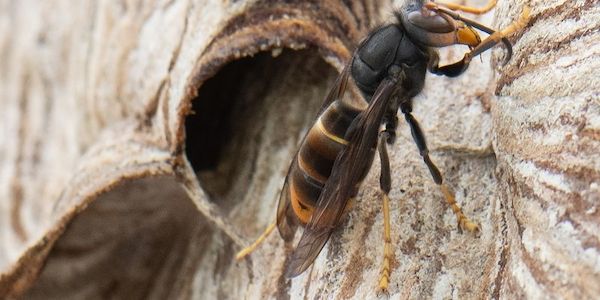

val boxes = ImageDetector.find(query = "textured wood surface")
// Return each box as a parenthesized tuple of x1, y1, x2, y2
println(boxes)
(0, 0, 598, 299)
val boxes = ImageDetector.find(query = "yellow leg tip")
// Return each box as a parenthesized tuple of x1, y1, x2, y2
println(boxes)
(378, 191, 393, 295)
(235, 248, 251, 260)
(500, 5, 531, 37)
(426, 0, 497, 15)
(235, 252, 245, 261)
(378, 276, 389, 295)
(521, 6, 531, 22)
(234, 222, 277, 261)
(464, 221, 481, 234)
(459, 217, 481, 235)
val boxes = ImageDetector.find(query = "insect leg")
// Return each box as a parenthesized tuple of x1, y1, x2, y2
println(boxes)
(428, 6, 530, 76)
(401, 107, 480, 233)
(235, 221, 277, 260)
(377, 130, 394, 294)
(427, 0, 496, 15)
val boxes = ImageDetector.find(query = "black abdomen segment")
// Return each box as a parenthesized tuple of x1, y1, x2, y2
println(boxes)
(289, 100, 362, 224)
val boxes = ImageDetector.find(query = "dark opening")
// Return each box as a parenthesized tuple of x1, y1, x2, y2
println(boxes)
(185, 58, 258, 171)
(184, 49, 337, 208)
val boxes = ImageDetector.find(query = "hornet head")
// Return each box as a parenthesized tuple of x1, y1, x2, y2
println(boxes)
(398, 0, 481, 48)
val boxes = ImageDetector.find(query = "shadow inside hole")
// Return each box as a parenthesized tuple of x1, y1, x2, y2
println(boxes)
(185, 49, 337, 212)
(25, 176, 209, 300)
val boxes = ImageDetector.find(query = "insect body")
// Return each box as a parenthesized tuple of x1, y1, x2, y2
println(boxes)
(236, 0, 529, 292)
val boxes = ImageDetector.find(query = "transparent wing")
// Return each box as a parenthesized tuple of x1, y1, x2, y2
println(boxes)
(275, 160, 299, 241)
(285, 77, 398, 277)
(276, 65, 351, 241)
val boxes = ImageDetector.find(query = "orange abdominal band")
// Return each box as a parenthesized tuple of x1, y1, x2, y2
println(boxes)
(290, 182, 314, 224)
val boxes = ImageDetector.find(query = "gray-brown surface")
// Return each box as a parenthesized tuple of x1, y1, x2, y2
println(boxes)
(0, 0, 598, 299)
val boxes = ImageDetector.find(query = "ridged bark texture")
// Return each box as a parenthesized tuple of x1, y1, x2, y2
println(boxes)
(0, 0, 597, 299)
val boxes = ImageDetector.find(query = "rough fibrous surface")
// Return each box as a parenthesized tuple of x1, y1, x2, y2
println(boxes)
(0, 0, 598, 299)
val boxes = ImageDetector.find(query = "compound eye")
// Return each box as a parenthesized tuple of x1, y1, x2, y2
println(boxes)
(406, 10, 455, 33)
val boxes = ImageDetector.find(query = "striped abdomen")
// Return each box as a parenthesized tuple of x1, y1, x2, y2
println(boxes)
(288, 99, 367, 224)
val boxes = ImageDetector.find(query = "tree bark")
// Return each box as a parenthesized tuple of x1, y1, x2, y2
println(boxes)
(0, 0, 598, 299)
